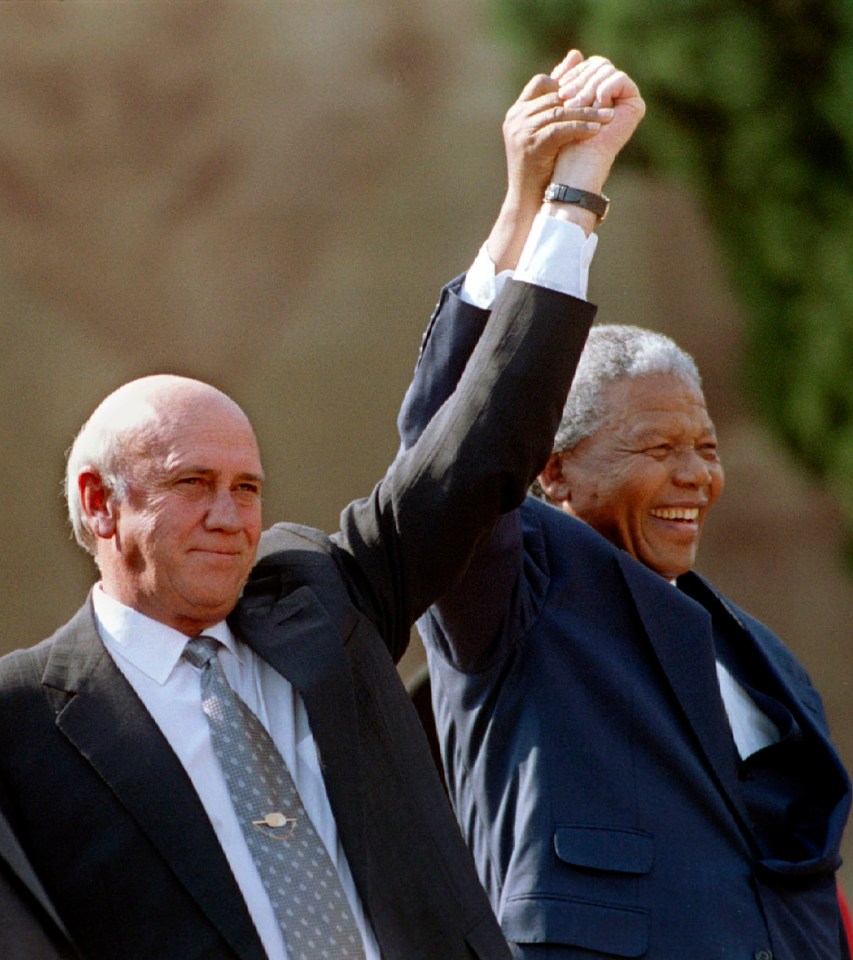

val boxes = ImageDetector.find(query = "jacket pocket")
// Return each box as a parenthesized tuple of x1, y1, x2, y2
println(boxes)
(501, 826, 654, 956)
(553, 825, 654, 875)
(502, 894, 649, 957)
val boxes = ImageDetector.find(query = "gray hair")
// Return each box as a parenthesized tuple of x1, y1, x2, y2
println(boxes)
(553, 323, 702, 454)
(65, 392, 162, 556)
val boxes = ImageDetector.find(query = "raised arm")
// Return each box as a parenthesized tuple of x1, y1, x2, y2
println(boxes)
(400, 54, 644, 450)
(389, 55, 644, 668)
(397, 55, 610, 449)
(340, 56, 644, 663)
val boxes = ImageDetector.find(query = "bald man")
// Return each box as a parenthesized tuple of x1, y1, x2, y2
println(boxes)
(5, 369, 550, 960)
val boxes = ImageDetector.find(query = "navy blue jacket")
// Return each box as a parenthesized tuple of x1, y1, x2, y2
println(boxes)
(399, 278, 852, 959)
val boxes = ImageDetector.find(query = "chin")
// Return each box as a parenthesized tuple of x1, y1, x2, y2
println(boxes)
(645, 556, 691, 581)
(184, 589, 241, 622)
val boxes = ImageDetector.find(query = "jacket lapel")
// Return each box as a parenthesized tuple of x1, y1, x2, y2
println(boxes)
(615, 554, 756, 835)
(44, 605, 266, 960)
(231, 581, 369, 899)
(681, 572, 839, 742)
(677, 572, 852, 874)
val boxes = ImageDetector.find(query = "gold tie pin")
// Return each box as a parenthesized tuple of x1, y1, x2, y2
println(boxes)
(252, 812, 297, 839)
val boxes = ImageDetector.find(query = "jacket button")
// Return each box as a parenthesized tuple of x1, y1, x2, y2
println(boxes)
(754, 951, 773, 960)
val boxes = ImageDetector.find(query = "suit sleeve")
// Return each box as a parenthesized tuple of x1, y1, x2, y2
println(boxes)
(335, 276, 595, 664)
(396, 276, 490, 451)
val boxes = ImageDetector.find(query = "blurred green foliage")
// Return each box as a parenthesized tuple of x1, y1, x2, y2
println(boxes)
(493, 0, 853, 563)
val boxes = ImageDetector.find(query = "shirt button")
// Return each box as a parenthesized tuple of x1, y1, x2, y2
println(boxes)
(754, 950, 773, 960)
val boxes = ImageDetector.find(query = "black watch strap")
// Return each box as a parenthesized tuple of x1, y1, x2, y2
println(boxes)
(543, 183, 610, 221)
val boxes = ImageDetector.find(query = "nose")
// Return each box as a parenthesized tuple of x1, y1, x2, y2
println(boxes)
(205, 488, 243, 531)
(672, 449, 712, 488)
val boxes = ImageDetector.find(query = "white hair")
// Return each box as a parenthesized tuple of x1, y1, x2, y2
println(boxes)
(552, 324, 702, 454)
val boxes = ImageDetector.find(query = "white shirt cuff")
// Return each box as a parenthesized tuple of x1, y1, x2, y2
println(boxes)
(515, 214, 597, 300)
(460, 214, 597, 309)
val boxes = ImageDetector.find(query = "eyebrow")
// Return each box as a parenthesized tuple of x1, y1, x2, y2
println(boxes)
(170, 465, 266, 484)
(237, 472, 266, 485)
(630, 427, 716, 444)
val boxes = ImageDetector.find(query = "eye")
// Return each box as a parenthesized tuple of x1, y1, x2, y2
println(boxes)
(697, 442, 719, 461)
(172, 475, 210, 496)
(175, 476, 206, 488)
(642, 444, 671, 459)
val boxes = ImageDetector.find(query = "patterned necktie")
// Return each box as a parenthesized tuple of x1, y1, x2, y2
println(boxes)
(182, 636, 365, 960)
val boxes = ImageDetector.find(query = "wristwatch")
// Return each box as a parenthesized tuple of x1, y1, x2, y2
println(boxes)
(543, 183, 610, 222)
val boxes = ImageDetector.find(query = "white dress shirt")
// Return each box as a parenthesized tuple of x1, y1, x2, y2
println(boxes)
(92, 585, 381, 960)
(715, 660, 781, 759)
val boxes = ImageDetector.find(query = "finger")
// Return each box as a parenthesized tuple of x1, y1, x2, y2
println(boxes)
(550, 49, 583, 82)
(509, 97, 614, 141)
(518, 87, 615, 124)
(533, 118, 605, 149)
(556, 55, 612, 97)
(559, 57, 616, 106)
(523, 105, 615, 145)
(516, 72, 560, 105)
(594, 70, 641, 108)
(555, 105, 615, 126)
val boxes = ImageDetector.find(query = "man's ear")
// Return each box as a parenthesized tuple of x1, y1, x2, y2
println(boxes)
(78, 470, 118, 539)
(537, 452, 570, 505)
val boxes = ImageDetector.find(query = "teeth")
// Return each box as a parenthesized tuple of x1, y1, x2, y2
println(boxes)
(650, 507, 699, 521)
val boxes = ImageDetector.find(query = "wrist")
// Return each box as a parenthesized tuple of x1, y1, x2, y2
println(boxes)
(487, 192, 544, 272)
(502, 184, 546, 222)
(541, 200, 598, 236)
(543, 184, 609, 222)
(551, 153, 611, 197)
(541, 184, 609, 237)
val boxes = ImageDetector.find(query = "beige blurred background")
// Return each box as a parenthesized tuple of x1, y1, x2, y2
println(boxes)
(0, 1, 849, 892)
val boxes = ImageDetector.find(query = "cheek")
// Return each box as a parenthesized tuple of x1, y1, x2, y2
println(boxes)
(245, 506, 263, 543)
(708, 465, 725, 506)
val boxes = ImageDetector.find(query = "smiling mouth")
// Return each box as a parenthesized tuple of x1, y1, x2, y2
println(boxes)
(649, 507, 699, 522)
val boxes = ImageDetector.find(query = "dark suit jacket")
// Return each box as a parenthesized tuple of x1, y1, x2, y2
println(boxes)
(398, 278, 852, 959)
(0, 280, 596, 960)
(0, 808, 78, 960)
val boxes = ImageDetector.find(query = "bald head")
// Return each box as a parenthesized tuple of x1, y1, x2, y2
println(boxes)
(66, 375, 257, 554)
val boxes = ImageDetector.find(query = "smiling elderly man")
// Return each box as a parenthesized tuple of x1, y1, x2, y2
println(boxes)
(397, 56, 852, 960)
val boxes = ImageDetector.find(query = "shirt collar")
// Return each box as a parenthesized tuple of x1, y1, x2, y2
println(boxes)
(91, 584, 243, 685)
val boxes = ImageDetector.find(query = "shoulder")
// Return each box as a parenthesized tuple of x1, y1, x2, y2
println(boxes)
(0, 641, 49, 694)
(521, 495, 626, 573)
(243, 522, 364, 632)
(256, 521, 336, 562)
(247, 522, 346, 600)
(0, 603, 92, 693)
